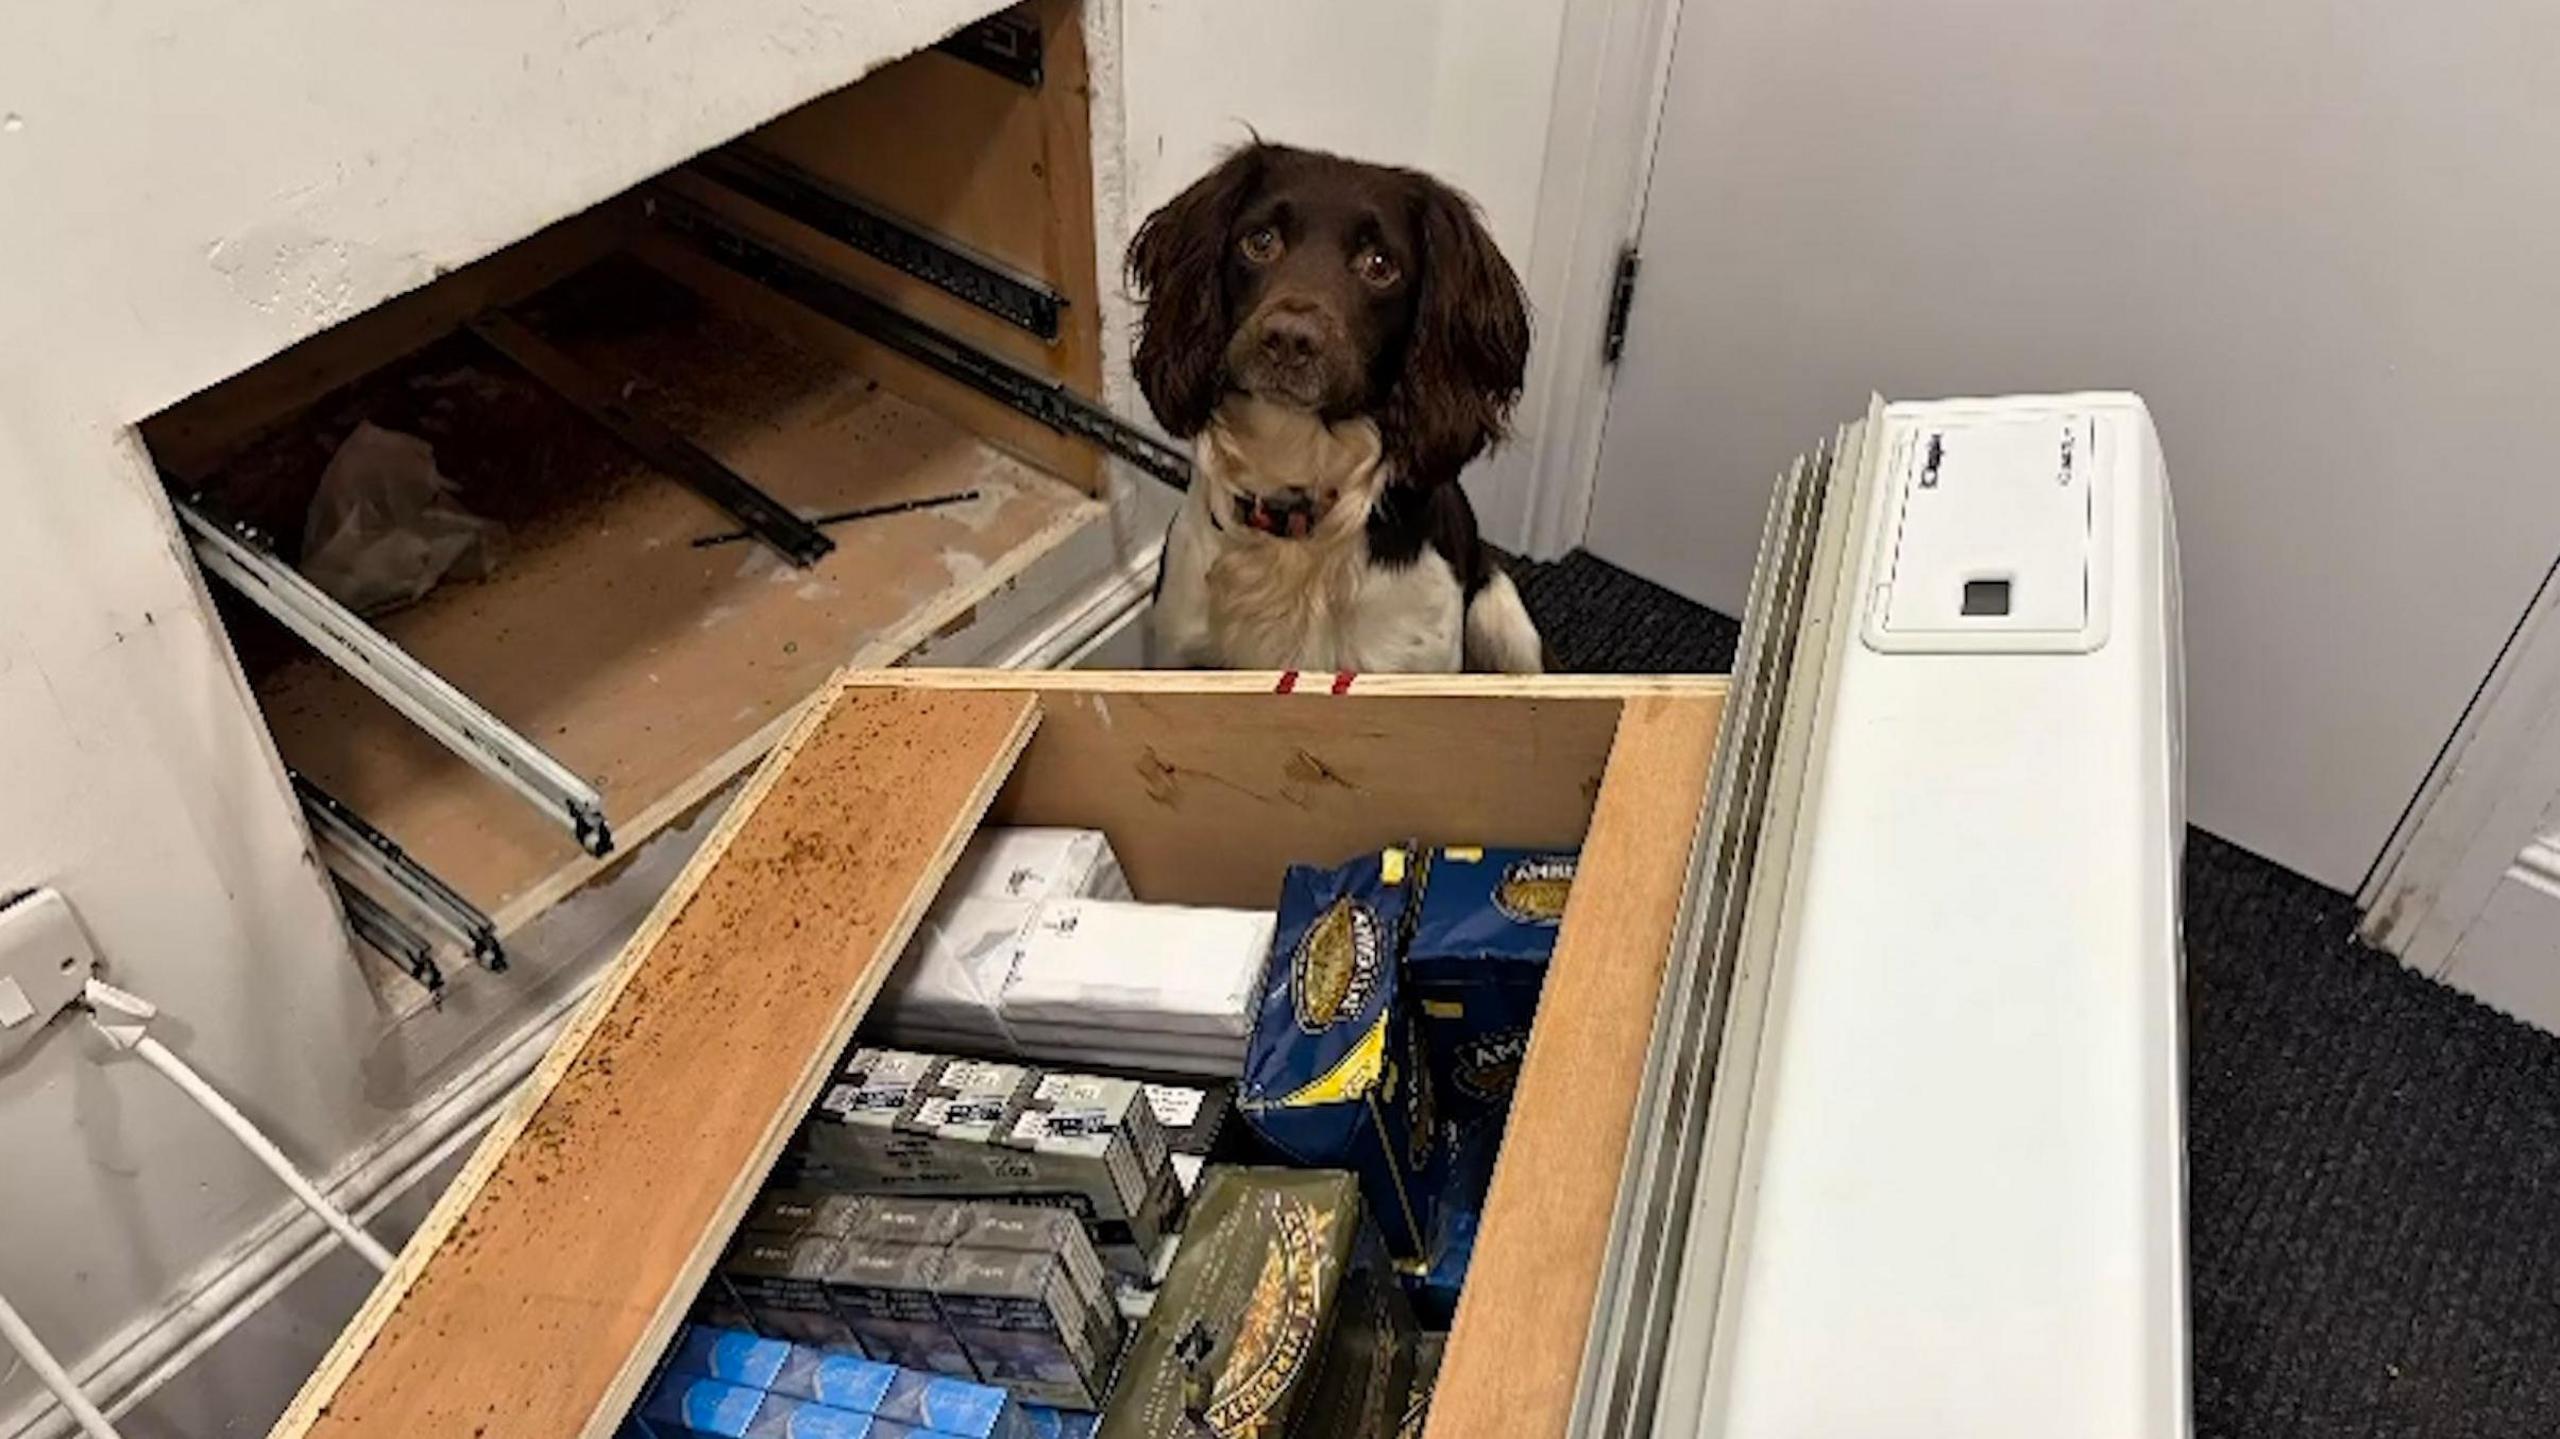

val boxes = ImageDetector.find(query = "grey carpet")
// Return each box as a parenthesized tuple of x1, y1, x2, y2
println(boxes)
(1515, 548, 2560, 1439)
(1512, 549, 1742, 674)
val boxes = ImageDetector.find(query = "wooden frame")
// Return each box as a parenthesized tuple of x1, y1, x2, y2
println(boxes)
(654, 0, 1107, 494)
(226, 262, 1104, 930)
(1427, 692, 1720, 1438)
(273, 680, 1044, 1439)
(138, 2, 1123, 945)
(269, 670, 1725, 1439)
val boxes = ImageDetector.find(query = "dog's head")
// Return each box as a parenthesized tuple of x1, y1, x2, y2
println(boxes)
(1127, 142, 1531, 489)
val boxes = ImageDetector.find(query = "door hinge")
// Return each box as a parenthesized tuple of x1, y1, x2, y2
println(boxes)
(1603, 247, 1642, 364)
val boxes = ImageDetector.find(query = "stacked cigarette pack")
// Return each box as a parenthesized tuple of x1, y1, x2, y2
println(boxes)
(711, 1196, 1122, 1410)
(629, 1323, 1097, 1438)
(788, 1049, 1183, 1281)
(1140, 1081, 1234, 1196)
(673, 825, 1593, 1438)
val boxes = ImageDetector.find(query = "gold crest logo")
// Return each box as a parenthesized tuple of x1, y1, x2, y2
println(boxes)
(1454, 1030, 1530, 1101)
(1293, 898, 1383, 1034)
(1493, 855, 1577, 925)
(1203, 1198, 1326, 1436)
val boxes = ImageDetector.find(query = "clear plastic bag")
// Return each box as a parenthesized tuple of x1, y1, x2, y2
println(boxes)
(299, 422, 498, 615)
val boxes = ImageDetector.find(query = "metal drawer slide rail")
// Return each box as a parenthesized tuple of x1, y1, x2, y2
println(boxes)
(294, 772, 505, 972)
(647, 190, 1194, 492)
(332, 875, 444, 997)
(176, 499, 613, 857)
(1572, 403, 1880, 1439)
(934, 8, 1044, 88)
(465, 313, 835, 569)
(695, 147, 1067, 342)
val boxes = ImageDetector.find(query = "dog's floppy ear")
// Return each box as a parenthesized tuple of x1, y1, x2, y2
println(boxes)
(1382, 177, 1531, 488)
(1127, 145, 1267, 437)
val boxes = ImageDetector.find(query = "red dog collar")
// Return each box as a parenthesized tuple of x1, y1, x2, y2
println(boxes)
(1230, 490, 1331, 539)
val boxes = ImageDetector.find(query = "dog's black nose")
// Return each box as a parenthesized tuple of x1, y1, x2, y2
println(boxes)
(1256, 307, 1325, 364)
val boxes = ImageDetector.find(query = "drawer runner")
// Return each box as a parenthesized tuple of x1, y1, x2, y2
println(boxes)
(649, 188, 1194, 491)
(696, 146, 1067, 342)
(177, 498, 614, 858)
(294, 772, 505, 973)
(331, 875, 443, 997)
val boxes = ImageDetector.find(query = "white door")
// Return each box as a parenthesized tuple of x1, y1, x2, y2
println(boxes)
(2363, 559, 2560, 1031)
(1581, 0, 2560, 890)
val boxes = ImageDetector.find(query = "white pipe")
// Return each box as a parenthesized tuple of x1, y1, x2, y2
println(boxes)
(988, 539, 1161, 671)
(0, 1290, 123, 1439)
(3, 965, 601, 1439)
(128, 1037, 396, 1273)
(100, 1075, 499, 1424)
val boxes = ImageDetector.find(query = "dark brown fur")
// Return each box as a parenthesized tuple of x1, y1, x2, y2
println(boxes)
(1126, 142, 1533, 522)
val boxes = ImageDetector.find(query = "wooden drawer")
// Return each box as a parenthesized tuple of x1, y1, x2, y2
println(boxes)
(270, 669, 1726, 1439)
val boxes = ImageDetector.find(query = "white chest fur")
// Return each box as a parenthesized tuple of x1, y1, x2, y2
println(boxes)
(1153, 400, 1465, 673)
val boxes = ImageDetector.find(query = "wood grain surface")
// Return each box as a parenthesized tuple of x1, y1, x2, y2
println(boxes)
(270, 682, 1040, 1439)
(1429, 694, 1724, 1439)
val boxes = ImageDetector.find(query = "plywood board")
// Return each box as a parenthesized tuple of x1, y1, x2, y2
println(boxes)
(654, 166, 1055, 376)
(845, 670, 1725, 903)
(1429, 694, 1724, 1439)
(852, 670, 1731, 699)
(239, 263, 1102, 925)
(754, 0, 1077, 287)
(992, 688, 1622, 906)
(271, 683, 1041, 1439)
(630, 222, 1104, 501)
(672, 0, 1106, 492)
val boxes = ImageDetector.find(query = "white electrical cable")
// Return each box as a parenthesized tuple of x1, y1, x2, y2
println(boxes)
(75, 979, 397, 1276)
(0, 1289, 125, 1439)
(124, 1037, 396, 1274)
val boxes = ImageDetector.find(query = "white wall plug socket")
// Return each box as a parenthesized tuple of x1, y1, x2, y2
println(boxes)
(0, 888, 101, 1064)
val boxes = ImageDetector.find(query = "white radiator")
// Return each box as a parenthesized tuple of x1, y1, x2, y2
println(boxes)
(1580, 393, 2190, 1438)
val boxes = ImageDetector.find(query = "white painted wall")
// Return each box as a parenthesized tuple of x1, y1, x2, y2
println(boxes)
(1585, 0, 2560, 890)
(0, 1, 1017, 1431)
(1117, 0, 1573, 549)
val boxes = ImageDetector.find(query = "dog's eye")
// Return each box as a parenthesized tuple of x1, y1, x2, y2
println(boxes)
(1239, 227, 1283, 263)
(1353, 248, 1401, 289)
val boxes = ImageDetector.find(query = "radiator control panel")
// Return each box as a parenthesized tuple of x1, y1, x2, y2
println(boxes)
(1863, 406, 2116, 654)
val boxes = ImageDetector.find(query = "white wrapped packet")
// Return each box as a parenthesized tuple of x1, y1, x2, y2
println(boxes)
(873, 829, 1131, 1042)
(1000, 899, 1272, 1042)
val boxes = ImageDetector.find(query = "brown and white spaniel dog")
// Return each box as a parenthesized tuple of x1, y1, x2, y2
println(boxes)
(1129, 142, 1545, 673)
